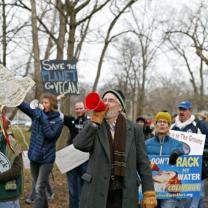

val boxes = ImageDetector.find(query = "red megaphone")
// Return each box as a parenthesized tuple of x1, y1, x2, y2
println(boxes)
(85, 92, 106, 112)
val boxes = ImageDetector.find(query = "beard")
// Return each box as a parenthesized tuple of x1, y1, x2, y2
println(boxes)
(105, 110, 119, 119)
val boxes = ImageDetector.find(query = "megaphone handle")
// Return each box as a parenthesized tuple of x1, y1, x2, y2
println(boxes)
(91, 107, 108, 125)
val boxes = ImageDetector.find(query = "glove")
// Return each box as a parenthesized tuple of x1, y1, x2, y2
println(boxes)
(141, 191, 157, 208)
(169, 150, 181, 165)
(91, 107, 108, 125)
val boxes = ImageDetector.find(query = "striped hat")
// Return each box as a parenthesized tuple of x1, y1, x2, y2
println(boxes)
(102, 89, 126, 112)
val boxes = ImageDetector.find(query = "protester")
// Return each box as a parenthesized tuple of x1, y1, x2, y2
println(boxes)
(136, 116, 154, 140)
(57, 94, 88, 208)
(0, 111, 23, 208)
(171, 100, 208, 208)
(198, 110, 208, 123)
(145, 111, 184, 208)
(18, 93, 63, 208)
(73, 89, 157, 208)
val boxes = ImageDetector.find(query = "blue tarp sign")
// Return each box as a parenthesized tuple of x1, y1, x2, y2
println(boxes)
(41, 59, 79, 95)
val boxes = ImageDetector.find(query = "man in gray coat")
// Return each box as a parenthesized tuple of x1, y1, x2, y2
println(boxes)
(73, 89, 157, 208)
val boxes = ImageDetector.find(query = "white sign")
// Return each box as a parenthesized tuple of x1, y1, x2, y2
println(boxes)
(0, 64, 35, 107)
(55, 144, 89, 174)
(22, 151, 30, 169)
(0, 152, 11, 173)
(169, 130, 206, 155)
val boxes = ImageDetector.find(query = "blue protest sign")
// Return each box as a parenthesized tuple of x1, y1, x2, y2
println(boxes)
(138, 155, 202, 200)
(41, 59, 79, 95)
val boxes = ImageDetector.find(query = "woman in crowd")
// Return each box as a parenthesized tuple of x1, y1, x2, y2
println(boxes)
(18, 93, 63, 208)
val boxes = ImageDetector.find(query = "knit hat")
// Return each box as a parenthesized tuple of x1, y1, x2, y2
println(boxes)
(154, 112, 172, 125)
(102, 89, 126, 112)
(136, 116, 146, 123)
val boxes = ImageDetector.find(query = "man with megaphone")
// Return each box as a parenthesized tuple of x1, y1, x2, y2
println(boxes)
(73, 89, 157, 208)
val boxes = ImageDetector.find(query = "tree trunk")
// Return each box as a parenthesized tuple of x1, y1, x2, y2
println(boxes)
(30, 0, 42, 99)
(2, 0, 7, 66)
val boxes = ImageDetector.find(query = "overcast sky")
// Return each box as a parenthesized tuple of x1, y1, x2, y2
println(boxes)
(77, 0, 201, 88)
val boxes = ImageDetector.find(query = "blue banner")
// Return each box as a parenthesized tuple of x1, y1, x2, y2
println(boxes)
(139, 155, 202, 200)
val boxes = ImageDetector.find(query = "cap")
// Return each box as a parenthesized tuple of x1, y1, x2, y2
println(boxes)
(177, 101, 192, 110)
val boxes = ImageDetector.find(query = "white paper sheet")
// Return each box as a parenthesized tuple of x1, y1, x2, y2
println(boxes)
(55, 144, 89, 174)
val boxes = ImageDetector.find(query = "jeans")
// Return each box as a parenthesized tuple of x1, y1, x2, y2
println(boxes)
(181, 179, 206, 208)
(0, 199, 20, 208)
(199, 178, 208, 208)
(66, 162, 88, 208)
(30, 161, 53, 208)
(159, 199, 179, 208)
(29, 178, 54, 200)
(204, 178, 208, 208)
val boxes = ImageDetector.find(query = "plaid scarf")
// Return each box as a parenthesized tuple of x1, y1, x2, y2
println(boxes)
(106, 113, 127, 177)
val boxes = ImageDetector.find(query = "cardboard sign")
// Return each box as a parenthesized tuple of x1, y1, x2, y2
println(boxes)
(41, 59, 79, 95)
(170, 130, 206, 155)
(0, 64, 35, 107)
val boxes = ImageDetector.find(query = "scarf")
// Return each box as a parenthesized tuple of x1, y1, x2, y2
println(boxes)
(106, 113, 127, 177)
(0, 113, 14, 152)
(173, 115, 195, 130)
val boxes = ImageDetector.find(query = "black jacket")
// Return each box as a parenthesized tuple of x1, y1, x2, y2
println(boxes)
(64, 115, 89, 145)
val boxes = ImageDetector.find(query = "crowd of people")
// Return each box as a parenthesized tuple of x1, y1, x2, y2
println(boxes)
(0, 90, 208, 208)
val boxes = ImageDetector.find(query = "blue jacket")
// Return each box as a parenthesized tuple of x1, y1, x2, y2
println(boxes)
(18, 102, 63, 163)
(145, 135, 183, 156)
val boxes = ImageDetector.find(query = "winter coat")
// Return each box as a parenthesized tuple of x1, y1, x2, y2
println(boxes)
(18, 102, 63, 163)
(73, 120, 154, 208)
(172, 115, 208, 179)
(0, 136, 23, 201)
(145, 135, 183, 156)
(63, 115, 89, 145)
(172, 117, 208, 144)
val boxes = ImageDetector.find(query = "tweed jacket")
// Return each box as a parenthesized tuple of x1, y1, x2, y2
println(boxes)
(73, 119, 154, 208)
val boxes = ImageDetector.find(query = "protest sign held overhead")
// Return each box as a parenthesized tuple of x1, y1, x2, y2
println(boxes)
(41, 59, 79, 95)
(0, 64, 35, 107)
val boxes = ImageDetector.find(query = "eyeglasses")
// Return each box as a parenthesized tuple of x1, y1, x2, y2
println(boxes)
(75, 107, 84, 111)
(157, 120, 168, 125)
(103, 98, 119, 104)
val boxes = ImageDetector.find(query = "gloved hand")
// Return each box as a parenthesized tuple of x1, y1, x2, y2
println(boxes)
(91, 107, 108, 125)
(141, 190, 157, 208)
(169, 150, 182, 165)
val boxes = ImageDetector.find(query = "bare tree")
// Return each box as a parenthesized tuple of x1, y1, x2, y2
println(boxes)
(165, 1, 208, 109)
(1, 0, 6, 65)
(110, 3, 165, 118)
(30, 0, 42, 98)
(92, 0, 138, 91)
